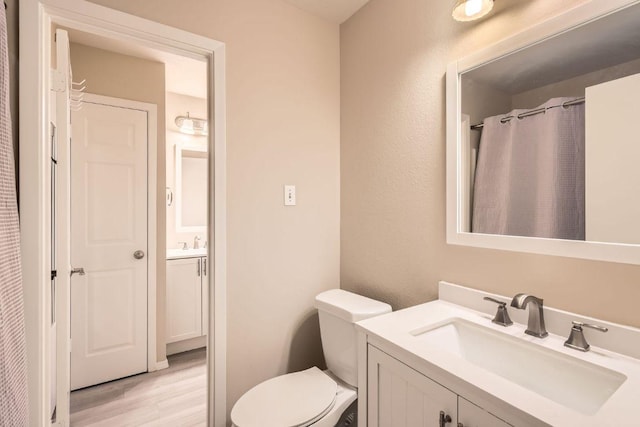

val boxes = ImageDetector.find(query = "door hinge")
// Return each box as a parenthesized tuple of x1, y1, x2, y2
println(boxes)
(51, 270, 57, 280)
(50, 69, 66, 93)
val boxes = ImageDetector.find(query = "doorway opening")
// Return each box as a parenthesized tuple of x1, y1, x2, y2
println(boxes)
(20, 0, 226, 426)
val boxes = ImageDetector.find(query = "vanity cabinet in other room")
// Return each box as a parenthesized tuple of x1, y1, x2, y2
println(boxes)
(166, 256, 208, 344)
(368, 346, 511, 427)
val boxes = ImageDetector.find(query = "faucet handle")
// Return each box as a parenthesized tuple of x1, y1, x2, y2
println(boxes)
(484, 296, 506, 307)
(564, 320, 608, 352)
(483, 297, 513, 327)
(178, 241, 188, 250)
(574, 320, 608, 333)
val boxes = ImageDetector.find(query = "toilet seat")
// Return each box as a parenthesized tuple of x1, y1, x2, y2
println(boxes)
(231, 367, 338, 427)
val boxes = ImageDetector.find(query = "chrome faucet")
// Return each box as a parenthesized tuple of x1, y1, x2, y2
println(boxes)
(193, 236, 201, 249)
(510, 294, 548, 338)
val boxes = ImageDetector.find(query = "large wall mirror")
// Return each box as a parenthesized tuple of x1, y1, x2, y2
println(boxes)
(446, 0, 640, 264)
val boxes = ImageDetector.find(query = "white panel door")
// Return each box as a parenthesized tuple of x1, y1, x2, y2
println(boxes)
(368, 345, 457, 427)
(585, 72, 640, 244)
(166, 258, 203, 343)
(70, 100, 148, 390)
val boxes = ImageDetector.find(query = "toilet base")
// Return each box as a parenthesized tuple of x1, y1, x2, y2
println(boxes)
(310, 370, 357, 427)
(332, 399, 357, 427)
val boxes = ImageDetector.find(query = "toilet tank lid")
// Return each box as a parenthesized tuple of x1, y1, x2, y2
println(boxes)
(315, 289, 391, 322)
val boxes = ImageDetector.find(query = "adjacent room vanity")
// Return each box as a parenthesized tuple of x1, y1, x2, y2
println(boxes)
(165, 103, 210, 355)
(166, 249, 208, 354)
(356, 282, 640, 426)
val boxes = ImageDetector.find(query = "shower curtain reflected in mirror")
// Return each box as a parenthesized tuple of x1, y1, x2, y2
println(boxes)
(472, 97, 585, 240)
(0, 2, 29, 425)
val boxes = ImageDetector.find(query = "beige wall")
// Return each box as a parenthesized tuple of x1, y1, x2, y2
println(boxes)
(69, 42, 168, 363)
(461, 78, 511, 127)
(461, 77, 511, 161)
(341, 0, 640, 325)
(87, 0, 341, 418)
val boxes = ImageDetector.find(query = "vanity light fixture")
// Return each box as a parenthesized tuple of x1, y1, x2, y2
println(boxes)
(452, 0, 494, 22)
(175, 112, 208, 136)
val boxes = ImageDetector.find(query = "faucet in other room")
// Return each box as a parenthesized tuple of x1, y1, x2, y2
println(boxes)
(511, 294, 548, 338)
(193, 236, 201, 249)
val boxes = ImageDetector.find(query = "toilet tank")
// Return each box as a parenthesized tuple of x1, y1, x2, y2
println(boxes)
(315, 289, 391, 388)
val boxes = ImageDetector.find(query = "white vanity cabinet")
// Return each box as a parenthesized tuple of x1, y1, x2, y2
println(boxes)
(359, 283, 640, 426)
(458, 398, 511, 427)
(166, 256, 208, 344)
(368, 345, 511, 427)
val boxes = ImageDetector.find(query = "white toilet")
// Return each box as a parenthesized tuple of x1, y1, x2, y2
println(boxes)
(231, 289, 392, 427)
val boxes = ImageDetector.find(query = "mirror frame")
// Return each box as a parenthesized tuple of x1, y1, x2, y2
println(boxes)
(446, 0, 640, 265)
(175, 142, 208, 233)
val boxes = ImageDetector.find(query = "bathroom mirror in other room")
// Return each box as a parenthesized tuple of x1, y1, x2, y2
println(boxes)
(175, 143, 208, 232)
(446, 0, 640, 265)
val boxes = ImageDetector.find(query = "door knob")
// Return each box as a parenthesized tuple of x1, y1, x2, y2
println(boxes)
(70, 267, 85, 277)
(133, 250, 145, 259)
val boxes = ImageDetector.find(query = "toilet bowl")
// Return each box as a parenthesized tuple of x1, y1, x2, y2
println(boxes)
(230, 289, 391, 427)
(231, 367, 356, 427)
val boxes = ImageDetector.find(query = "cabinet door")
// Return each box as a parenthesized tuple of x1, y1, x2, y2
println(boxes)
(458, 397, 512, 427)
(201, 256, 208, 336)
(368, 345, 457, 427)
(166, 258, 203, 343)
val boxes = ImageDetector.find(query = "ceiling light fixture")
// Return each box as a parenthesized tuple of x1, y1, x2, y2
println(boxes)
(452, 0, 494, 22)
(175, 112, 208, 136)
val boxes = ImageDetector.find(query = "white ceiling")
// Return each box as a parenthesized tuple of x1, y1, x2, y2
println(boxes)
(283, 0, 370, 23)
(64, 28, 207, 99)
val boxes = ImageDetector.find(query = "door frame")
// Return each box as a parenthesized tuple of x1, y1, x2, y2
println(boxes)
(19, 1, 227, 426)
(70, 92, 159, 386)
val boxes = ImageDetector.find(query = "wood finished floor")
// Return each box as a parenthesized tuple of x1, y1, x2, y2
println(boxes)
(70, 348, 206, 426)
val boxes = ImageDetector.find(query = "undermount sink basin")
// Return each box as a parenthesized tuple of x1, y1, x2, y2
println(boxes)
(411, 318, 626, 415)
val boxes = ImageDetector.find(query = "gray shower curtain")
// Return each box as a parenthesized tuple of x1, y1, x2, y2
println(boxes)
(0, 3, 29, 426)
(472, 97, 585, 240)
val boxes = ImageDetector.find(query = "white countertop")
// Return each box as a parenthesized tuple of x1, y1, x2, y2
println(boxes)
(356, 299, 640, 426)
(166, 248, 207, 260)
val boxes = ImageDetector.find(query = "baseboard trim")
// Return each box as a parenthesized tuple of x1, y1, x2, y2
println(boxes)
(156, 359, 169, 371)
(167, 335, 207, 356)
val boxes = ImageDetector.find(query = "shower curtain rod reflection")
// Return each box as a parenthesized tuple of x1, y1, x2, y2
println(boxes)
(470, 96, 585, 130)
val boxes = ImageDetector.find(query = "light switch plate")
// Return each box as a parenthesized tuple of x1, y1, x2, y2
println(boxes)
(284, 185, 296, 206)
